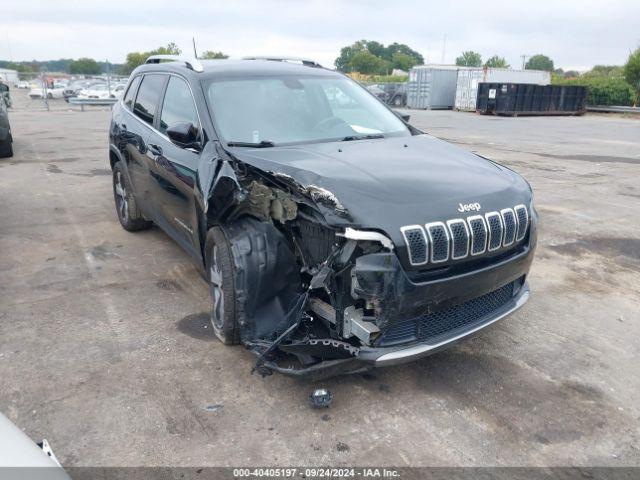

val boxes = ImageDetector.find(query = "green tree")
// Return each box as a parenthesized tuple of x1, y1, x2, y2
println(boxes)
(391, 52, 419, 71)
(334, 40, 423, 73)
(200, 50, 228, 59)
(69, 57, 101, 75)
(348, 50, 387, 74)
(589, 65, 624, 78)
(525, 54, 554, 72)
(335, 40, 367, 72)
(623, 48, 640, 104)
(455, 51, 482, 67)
(484, 55, 510, 68)
(365, 40, 386, 59)
(384, 43, 424, 65)
(121, 43, 182, 75)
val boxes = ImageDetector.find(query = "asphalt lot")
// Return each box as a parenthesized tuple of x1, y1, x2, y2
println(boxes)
(1, 89, 639, 467)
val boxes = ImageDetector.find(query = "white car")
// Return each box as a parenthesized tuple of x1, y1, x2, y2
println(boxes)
(77, 83, 125, 100)
(29, 85, 65, 99)
(15, 81, 30, 89)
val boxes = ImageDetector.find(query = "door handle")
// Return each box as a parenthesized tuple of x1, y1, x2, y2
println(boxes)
(148, 143, 163, 156)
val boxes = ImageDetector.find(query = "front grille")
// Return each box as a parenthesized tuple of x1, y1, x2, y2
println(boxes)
(501, 208, 516, 246)
(426, 222, 449, 263)
(402, 205, 529, 267)
(401, 226, 428, 265)
(468, 216, 487, 255)
(514, 204, 528, 241)
(448, 220, 469, 259)
(376, 280, 517, 346)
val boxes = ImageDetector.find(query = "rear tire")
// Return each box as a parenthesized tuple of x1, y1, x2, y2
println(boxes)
(205, 226, 240, 345)
(112, 161, 152, 231)
(0, 135, 12, 158)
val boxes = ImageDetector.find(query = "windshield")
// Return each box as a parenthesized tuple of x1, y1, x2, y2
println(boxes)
(204, 74, 410, 146)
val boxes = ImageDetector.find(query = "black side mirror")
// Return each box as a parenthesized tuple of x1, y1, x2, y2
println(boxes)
(393, 110, 410, 122)
(167, 122, 200, 149)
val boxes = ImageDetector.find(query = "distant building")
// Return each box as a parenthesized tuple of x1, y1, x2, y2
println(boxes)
(0, 69, 19, 84)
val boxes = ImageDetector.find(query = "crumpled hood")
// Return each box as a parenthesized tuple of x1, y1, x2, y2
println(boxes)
(228, 134, 532, 249)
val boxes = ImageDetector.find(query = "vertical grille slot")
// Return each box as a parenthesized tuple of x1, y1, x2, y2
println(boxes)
(447, 219, 469, 260)
(485, 212, 503, 251)
(426, 222, 449, 263)
(467, 215, 487, 255)
(514, 204, 529, 241)
(501, 208, 516, 246)
(400, 225, 428, 266)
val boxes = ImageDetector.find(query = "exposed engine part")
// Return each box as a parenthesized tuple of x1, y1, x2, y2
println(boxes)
(337, 227, 394, 251)
(247, 181, 297, 223)
(309, 388, 333, 408)
(291, 218, 337, 269)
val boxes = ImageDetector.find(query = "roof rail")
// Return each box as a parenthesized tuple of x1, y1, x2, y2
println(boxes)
(145, 55, 204, 73)
(242, 56, 322, 68)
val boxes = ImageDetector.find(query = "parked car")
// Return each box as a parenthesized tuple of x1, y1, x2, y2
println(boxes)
(64, 80, 102, 101)
(0, 81, 11, 108)
(77, 83, 125, 100)
(381, 82, 407, 107)
(0, 95, 12, 157)
(15, 80, 30, 89)
(109, 56, 537, 378)
(366, 84, 388, 102)
(29, 84, 65, 99)
(367, 83, 407, 107)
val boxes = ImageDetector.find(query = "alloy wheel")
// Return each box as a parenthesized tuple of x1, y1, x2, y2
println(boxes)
(210, 245, 224, 328)
(114, 171, 128, 223)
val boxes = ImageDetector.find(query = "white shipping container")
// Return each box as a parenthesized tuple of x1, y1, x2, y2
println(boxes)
(455, 68, 551, 111)
(407, 65, 459, 110)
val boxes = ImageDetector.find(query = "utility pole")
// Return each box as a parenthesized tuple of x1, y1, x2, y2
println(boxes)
(521, 54, 528, 70)
(441, 34, 447, 64)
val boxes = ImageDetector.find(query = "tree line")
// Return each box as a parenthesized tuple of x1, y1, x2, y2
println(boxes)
(0, 43, 229, 76)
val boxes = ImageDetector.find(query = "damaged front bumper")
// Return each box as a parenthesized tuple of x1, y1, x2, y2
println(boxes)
(360, 282, 529, 366)
(256, 240, 535, 379)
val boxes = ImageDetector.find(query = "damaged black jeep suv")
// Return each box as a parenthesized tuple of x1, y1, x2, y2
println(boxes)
(109, 55, 537, 377)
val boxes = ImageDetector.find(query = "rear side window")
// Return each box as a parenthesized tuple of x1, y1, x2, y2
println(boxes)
(159, 77, 199, 134)
(133, 75, 166, 125)
(123, 75, 141, 110)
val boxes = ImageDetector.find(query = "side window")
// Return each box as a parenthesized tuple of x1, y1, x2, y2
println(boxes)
(133, 74, 166, 125)
(159, 77, 199, 134)
(123, 76, 141, 110)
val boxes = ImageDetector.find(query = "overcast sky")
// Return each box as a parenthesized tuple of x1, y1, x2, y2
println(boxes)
(2, 0, 639, 71)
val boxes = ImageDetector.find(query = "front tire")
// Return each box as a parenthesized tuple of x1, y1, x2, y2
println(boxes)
(112, 161, 152, 231)
(205, 226, 240, 345)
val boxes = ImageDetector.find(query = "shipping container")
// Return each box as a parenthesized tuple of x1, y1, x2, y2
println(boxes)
(476, 83, 587, 116)
(406, 66, 459, 109)
(455, 68, 551, 111)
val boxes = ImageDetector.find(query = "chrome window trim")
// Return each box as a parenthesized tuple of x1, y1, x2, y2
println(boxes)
(485, 211, 503, 252)
(425, 221, 449, 263)
(500, 208, 517, 247)
(514, 204, 529, 242)
(467, 215, 487, 256)
(400, 225, 428, 266)
(446, 218, 469, 260)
